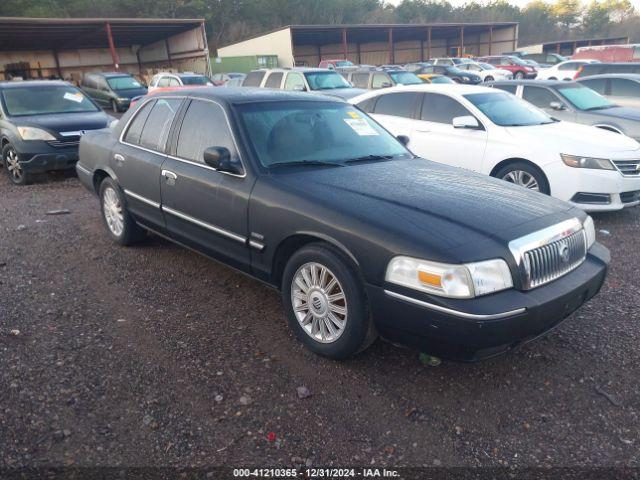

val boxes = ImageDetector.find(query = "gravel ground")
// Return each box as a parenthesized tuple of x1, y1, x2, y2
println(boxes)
(0, 170, 639, 472)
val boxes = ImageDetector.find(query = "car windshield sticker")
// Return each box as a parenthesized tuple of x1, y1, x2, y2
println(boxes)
(64, 92, 84, 103)
(344, 118, 379, 136)
(347, 111, 361, 119)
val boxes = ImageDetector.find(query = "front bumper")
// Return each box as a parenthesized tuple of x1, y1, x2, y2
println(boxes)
(367, 243, 609, 361)
(546, 162, 640, 211)
(14, 143, 79, 173)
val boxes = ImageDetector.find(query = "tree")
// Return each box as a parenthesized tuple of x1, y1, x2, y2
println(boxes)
(551, 0, 582, 27)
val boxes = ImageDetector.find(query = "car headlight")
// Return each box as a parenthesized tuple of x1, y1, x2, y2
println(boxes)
(385, 256, 513, 298)
(583, 215, 596, 249)
(561, 154, 615, 170)
(17, 126, 56, 141)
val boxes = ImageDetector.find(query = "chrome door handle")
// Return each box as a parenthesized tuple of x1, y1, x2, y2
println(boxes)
(114, 153, 125, 163)
(162, 169, 177, 185)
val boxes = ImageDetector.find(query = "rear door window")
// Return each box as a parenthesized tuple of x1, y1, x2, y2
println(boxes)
(176, 100, 237, 163)
(373, 92, 420, 118)
(610, 78, 640, 96)
(284, 73, 305, 90)
(372, 73, 390, 88)
(522, 86, 558, 108)
(243, 71, 266, 87)
(264, 73, 283, 89)
(420, 93, 472, 124)
(158, 77, 171, 87)
(559, 62, 579, 71)
(138, 98, 182, 152)
(579, 78, 607, 94)
(492, 84, 518, 94)
(123, 100, 156, 145)
(351, 73, 370, 88)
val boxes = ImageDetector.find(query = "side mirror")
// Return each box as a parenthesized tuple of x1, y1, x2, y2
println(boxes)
(549, 101, 566, 111)
(203, 147, 243, 175)
(380, 82, 393, 88)
(397, 135, 410, 146)
(452, 115, 480, 129)
(293, 85, 306, 92)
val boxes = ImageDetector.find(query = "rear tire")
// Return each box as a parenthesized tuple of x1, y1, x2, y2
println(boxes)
(99, 177, 146, 245)
(494, 161, 550, 195)
(514, 71, 525, 79)
(485, 75, 494, 82)
(281, 243, 375, 359)
(2, 143, 30, 186)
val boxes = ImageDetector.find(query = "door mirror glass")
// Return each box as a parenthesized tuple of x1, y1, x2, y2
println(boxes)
(549, 101, 565, 111)
(452, 115, 480, 129)
(396, 135, 410, 146)
(203, 146, 243, 175)
(292, 84, 306, 92)
(381, 81, 392, 88)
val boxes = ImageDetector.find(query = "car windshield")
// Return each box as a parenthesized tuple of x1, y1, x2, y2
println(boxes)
(236, 101, 411, 168)
(464, 92, 555, 126)
(107, 76, 143, 90)
(335, 61, 355, 67)
(479, 63, 494, 70)
(431, 76, 454, 84)
(510, 57, 529, 66)
(304, 71, 352, 90)
(180, 75, 209, 85)
(2, 85, 100, 116)
(447, 66, 465, 75)
(389, 72, 423, 85)
(556, 84, 614, 111)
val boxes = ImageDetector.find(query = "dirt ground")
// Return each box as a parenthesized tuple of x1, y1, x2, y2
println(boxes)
(0, 170, 638, 472)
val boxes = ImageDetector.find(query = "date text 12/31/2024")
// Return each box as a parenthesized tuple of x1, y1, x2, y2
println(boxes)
(233, 468, 400, 478)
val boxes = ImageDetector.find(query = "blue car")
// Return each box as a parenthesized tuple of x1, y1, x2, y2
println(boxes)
(0, 80, 113, 185)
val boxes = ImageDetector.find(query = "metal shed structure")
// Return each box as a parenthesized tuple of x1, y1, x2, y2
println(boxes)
(217, 23, 519, 68)
(0, 17, 212, 83)
(518, 36, 630, 56)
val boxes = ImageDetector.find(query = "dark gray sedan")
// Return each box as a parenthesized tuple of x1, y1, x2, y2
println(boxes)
(576, 73, 640, 110)
(489, 79, 640, 141)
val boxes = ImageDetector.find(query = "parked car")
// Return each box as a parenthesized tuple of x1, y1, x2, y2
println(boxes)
(223, 74, 246, 87)
(404, 62, 433, 73)
(351, 84, 640, 211)
(245, 68, 366, 100)
(210, 72, 245, 87)
(148, 72, 212, 91)
(417, 74, 455, 84)
(536, 59, 600, 81)
(572, 44, 640, 63)
(80, 72, 147, 113)
(577, 74, 640, 109)
(574, 62, 640, 79)
(478, 56, 537, 79)
(521, 52, 567, 67)
(76, 88, 608, 361)
(408, 65, 481, 84)
(0, 80, 113, 185)
(490, 79, 640, 141)
(432, 58, 475, 66)
(344, 69, 423, 89)
(457, 62, 513, 82)
(318, 59, 358, 72)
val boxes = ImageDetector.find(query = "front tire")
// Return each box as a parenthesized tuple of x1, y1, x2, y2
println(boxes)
(2, 143, 30, 185)
(282, 244, 375, 359)
(484, 75, 494, 82)
(99, 177, 146, 245)
(494, 161, 550, 195)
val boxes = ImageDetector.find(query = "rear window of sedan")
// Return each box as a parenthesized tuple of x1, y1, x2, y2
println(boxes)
(1, 85, 100, 116)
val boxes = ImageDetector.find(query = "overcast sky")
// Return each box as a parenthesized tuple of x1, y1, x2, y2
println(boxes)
(385, 0, 640, 8)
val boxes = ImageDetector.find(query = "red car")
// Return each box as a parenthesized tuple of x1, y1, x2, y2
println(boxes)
(477, 55, 537, 79)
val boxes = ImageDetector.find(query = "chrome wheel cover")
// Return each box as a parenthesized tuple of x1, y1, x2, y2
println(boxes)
(102, 187, 124, 237)
(503, 170, 540, 191)
(5, 148, 23, 182)
(291, 262, 347, 344)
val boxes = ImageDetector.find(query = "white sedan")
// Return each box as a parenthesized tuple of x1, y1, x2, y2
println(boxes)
(350, 84, 640, 211)
(535, 59, 600, 81)
(457, 62, 513, 82)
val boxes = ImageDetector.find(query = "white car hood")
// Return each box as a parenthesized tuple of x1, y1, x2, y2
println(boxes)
(505, 120, 640, 157)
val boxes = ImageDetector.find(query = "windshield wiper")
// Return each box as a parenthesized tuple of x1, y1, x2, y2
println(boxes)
(344, 154, 395, 164)
(268, 160, 343, 168)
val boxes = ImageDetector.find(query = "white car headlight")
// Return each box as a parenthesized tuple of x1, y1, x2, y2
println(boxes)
(385, 256, 513, 298)
(561, 154, 615, 170)
(17, 126, 56, 141)
(583, 215, 596, 249)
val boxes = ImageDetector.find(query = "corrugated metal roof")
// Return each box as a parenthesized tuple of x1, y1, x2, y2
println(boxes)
(0, 17, 205, 51)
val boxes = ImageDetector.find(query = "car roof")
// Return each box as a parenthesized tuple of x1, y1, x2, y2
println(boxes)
(94, 72, 132, 78)
(489, 79, 577, 87)
(251, 68, 331, 74)
(576, 73, 640, 80)
(151, 86, 346, 106)
(0, 79, 72, 89)
(353, 84, 497, 98)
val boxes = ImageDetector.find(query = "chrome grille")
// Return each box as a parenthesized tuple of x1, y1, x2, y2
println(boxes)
(47, 138, 80, 148)
(613, 159, 640, 176)
(509, 218, 587, 291)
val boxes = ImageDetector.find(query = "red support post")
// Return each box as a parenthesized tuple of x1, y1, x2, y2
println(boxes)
(105, 22, 120, 71)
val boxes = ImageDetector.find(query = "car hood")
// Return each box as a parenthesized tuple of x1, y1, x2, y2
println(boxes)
(272, 159, 576, 250)
(12, 111, 111, 135)
(314, 88, 368, 100)
(504, 120, 640, 155)
(591, 105, 640, 122)
(114, 87, 148, 99)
